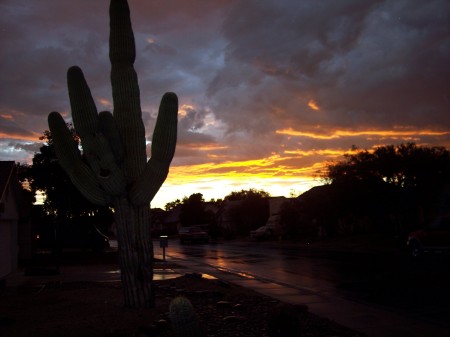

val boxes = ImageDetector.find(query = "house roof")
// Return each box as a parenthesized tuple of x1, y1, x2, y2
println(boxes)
(0, 161, 15, 202)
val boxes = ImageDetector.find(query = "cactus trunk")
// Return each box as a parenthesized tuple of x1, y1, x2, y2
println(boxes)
(114, 198, 154, 307)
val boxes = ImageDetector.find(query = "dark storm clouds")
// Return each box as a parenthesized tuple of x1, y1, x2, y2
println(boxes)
(1, 0, 449, 167)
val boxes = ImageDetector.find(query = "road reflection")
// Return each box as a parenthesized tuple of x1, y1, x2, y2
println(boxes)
(159, 238, 450, 331)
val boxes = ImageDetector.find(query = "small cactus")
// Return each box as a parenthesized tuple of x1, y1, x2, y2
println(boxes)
(169, 296, 203, 337)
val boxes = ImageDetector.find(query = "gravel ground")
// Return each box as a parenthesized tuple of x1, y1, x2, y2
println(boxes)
(0, 272, 366, 337)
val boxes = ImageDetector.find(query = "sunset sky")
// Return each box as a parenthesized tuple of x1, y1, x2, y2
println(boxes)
(1, 0, 449, 209)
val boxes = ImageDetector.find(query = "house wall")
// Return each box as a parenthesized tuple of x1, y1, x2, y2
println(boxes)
(268, 196, 287, 216)
(216, 200, 242, 231)
(0, 184, 19, 279)
(18, 218, 32, 261)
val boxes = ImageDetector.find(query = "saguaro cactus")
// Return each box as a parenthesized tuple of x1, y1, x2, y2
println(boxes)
(48, 0, 177, 308)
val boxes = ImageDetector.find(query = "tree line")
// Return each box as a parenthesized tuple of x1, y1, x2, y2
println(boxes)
(18, 134, 450, 242)
(165, 189, 270, 238)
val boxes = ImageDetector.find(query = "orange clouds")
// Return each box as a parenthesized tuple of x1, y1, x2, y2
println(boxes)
(276, 127, 450, 140)
(307, 99, 320, 111)
(97, 98, 112, 108)
(178, 104, 194, 118)
(283, 148, 347, 158)
(0, 132, 42, 142)
(168, 153, 323, 183)
(1, 114, 14, 121)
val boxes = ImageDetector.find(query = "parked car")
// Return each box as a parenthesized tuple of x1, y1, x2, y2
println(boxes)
(179, 226, 209, 244)
(250, 225, 273, 240)
(406, 215, 450, 257)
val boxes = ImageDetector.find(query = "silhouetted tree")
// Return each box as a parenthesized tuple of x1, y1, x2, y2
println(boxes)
(17, 128, 113, 251)
(225, 188, 270, 201)
(225, 188, 270, 235)
(18, 127, 88, 218)
(164, 199, 182, 211)
(325, 143, 450, 193)
(179, 193, 210, 226)
(323, 143, 450, 232)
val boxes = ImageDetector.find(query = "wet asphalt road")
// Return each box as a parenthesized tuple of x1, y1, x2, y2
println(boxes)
(162, 239, 450, 329)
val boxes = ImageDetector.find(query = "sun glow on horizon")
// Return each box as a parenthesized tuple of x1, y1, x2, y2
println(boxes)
(150, 154, 326, 208)
(153, 173, 322, 209)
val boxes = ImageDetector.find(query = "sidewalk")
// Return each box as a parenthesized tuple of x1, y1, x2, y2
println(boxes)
(5, 255, 182, 288)
(161, 253, 450, 337)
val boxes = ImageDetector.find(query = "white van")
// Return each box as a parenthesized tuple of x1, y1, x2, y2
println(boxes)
(250, 214, 282, 239)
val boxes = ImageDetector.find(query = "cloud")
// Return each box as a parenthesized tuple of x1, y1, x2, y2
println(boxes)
(1, 0, 449, 206)
(209, 0, 450, 133)
(276, 127, 450, 140)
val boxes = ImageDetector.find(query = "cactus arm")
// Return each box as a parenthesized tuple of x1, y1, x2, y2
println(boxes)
(151, 92, 178, 162)
(67, 66, 126, 196)
(98, 110, 125, 164)
(48, 111, 109, 205)
(130, 92, 178, 205)
(67, 66, 99, 135)
(109, 0, 146, 180)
